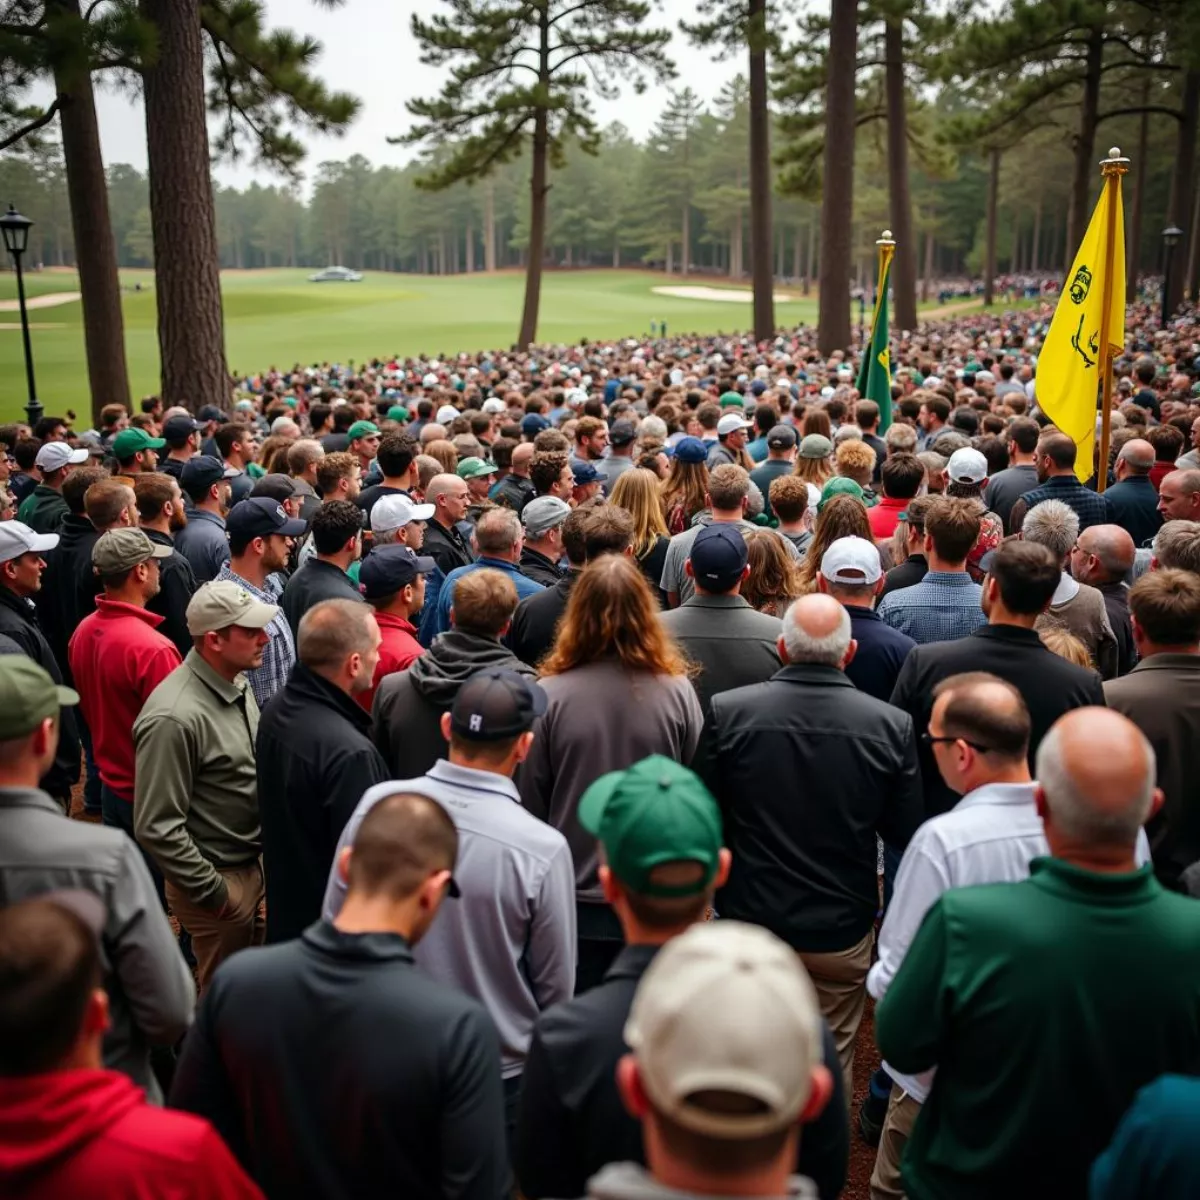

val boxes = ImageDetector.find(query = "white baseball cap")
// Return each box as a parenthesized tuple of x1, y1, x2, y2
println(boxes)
(481, 398, 506, 415)
(820, 536, 882, 585)
(436, 404, 460, 425)
(35, 443, 88, 472)
(566, 388, 588, 407)
(370, 493, 435, 533)
(717, 413, 753, 437)
(947, 447, 989, 485)
(422, 372, 439, 388)
(624, 921, 823, 1139)
(0, 521, 59, 564)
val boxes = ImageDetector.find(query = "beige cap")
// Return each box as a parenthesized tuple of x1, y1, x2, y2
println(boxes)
(623, 921, 822, 1139)
(92, 528, 173, 575)
(186, 580, 279, 636)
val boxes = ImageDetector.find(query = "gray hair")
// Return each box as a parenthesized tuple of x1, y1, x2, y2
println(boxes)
(781, 600, 852, 666)
(1022, 499, 1079, 561)
(271, 416, 300, 437)
(1154, 520, 1200, 573)
(930, 430, 970, 455)
(885, 424, 918, 453)
(298, 600, 378, 673)
(474, 506, 522, 555)
(639, 415, 668, 442)
(1117, 438, 1154, 472)
(833, 424, 863, 443)
(1036, 721, 1155, 846)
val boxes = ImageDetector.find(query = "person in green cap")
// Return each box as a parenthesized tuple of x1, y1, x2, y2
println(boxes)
(458, 456, 499, 524)
(111, 427, 165, 479)
(386, 404, 410, 424)
(514, 755, 849, 1200)
(347, 420, 381, 478)
(818, 476, 865, 513)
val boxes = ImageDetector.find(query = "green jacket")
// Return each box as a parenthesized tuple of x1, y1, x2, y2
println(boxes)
(17, 484, 68, 535)
(877, 857, 1200, 1200)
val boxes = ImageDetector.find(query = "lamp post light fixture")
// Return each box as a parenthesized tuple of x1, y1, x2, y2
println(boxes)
(0, 204, 41, 428)
(1162, 224, 1184, 331)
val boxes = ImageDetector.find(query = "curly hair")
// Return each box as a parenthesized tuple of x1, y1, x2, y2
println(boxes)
(795, 493, 873, 594)
(742, 529, 804, 616)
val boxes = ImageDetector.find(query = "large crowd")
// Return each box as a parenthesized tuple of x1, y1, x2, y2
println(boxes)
(2, 293, 1200, 1200)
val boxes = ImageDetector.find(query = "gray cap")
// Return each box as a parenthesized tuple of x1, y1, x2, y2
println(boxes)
(522, 495, 572, 537)
(92, 528, 173, 575)
(186, 580, 280, 636)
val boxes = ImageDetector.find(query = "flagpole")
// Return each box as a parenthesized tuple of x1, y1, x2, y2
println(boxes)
(876, 229, 895, 314)
(1096, 147, 1129, 495)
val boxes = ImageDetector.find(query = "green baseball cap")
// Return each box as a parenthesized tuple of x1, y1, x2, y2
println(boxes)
(347, 420, 380, 440)
(578, 755, 723, 897)
(387, 405, 410, 422)
(818, 476, 864, 511)
(0, 656, 78, 740)
(112, 427, 165, 459)
(718, 390, 745, 409)
(457, 456, 498, 480)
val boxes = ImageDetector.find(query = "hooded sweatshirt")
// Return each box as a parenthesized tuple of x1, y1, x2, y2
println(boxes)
(587, 1162, 817, 1200)
(0, 1068, 261, 1199)
(372, 630, 537, 779)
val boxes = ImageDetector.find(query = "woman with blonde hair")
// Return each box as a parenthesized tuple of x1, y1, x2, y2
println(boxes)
(424, 438, 458, 474)
(794, 493, 874, 594)
(610, 468, 671, 605)
(520, 554, 703, 990)
(658, 438, 710, 534)
(794, 433, 835, 490)
(742, 528, 804, 617)
(1039, 626, 1094, 669)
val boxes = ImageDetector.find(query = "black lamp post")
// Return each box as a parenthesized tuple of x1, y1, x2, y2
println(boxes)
(0, 204, 41, 428)
(1162, 224, 1184, 330)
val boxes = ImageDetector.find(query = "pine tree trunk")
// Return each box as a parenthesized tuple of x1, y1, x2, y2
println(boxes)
(51, 0, 130, 425)
(517, 61, 550, 347)
(792, 227, 801, 282)
(818, 0, 856, 354)
(465, 221, 474, 273)
(484, 180, 497, 272)
(921, 226, 933, 302)
(1166, 69, 1199, 315)
(666, 242, 674, 275)
(1066, 27, 1103, 257)
(681, 205, 690, 278)
(803, 218, 815, 296)
(613, 237, 620, 269)
(1186, 182, 1200, 299)
(984, 148, 999, 306)
(883, 16, 918, 332)
(1126, 78, 1151, 303)
(1031, 195, 1041, 273)
(141, 0, 228, 412)
(748, 0, 774, 341)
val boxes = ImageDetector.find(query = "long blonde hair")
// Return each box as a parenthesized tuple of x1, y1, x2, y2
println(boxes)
(794, 455, 834, 488)
(611, 468, 669, 559)
(795, 494, 874, 593)
(659, 458, 709, 529)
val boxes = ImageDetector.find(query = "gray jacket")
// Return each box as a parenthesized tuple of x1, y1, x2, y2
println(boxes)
(0, 787, 195, 1101)
(587, 1163, 817, 1199)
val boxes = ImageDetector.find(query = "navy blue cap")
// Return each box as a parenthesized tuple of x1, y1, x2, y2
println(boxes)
(673, 436, 709, 465)
(163, 415, 203, 442)
(609, 419, 637, 446)
(226, 496, 307, 540)
(689, 524, 748, 589)
(450, 667, 547, 741)
(359, 544, 435, 599)
(522, 413, 551, 434)
(750, 379, 767, 395)
(180, 455, 227, 495)
(572, 460, 602, 486)
(197, 405, 229, 423)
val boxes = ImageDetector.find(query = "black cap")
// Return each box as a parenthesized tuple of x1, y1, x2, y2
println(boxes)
(226, 497, 307, 539)
(609, 419, 637, 446)
(766, 424, 798, 450)
(358, 544, 435, 599)
(180, 455, 227, 494)
(249, 473, 298, 503)
(450, 668, 547, 742)
(198, 405, 229, 423)
(689, 523, 748, 589)
(163, 415, 203, 442)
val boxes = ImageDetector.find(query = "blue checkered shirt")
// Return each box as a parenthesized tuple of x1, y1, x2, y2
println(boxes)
(215, 564, 295, 709)
(876, 571, 986, 645)
(1018, 476, 1112, 531)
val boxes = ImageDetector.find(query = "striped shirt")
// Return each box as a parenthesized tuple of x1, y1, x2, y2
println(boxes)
(877, 570, 986, 645)
(215, 564, 295, 710)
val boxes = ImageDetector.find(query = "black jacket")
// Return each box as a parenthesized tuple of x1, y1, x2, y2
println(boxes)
(492, 473, 536, 515)
(0, 586, 80, 800)
(889, 623, 1106, 818)
(1102, 474, 1162, 548)
(280, 558, 364, 635)
(515, 943, 849, 1200)
(711, 664, 923, 952)
(171, 922, 507, 1200)
(519, 546, 564, 588)
(881, 552, 927, 597)
(372, 630, 538, 779)
(1097, 579, 1137, 678)
(143, 528, 198, 658)
(257, 664, 388, 943)
(34, 513, 99, 683)
(423, 517, 474, 577)
(510, 573, 576, 668)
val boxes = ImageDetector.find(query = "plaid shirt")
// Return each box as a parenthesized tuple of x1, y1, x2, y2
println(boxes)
(877, 571, 987, 645)
(215, 564, 295, 709)
(1018, 476, 1112, 531)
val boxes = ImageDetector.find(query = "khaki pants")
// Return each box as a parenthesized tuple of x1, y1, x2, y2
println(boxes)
(799, 929, 873, 1098)
(870, 1083, 921, 1200)
(166, 862, 264, 993)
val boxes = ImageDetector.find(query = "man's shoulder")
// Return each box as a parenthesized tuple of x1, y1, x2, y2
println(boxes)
(104, 1096, 233, 1169)
(536, 973, 636, 1049)
(134, 661, 195, 722)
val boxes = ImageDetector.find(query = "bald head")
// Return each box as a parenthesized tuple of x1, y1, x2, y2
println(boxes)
(1075, 524, 1135, 583)
(1117, 438, 1154, 474)
(419, 423, 447, 446)
(511, 442, 536, 474)
(780, 594, 853, 667)
(425, 473, 468, 505)
(1036, 708, 1156, 849)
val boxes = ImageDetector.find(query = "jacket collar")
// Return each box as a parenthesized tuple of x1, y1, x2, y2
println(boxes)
(1043, 475, 1084, 492)
(1127, 651, 1200, 674)
(955, 781, 1038, 812)
(142, 528, 176, 548)
(847, 605, 884, 624)
(184, 648, 249, 704)
(0, 786, 62, 814)
(93, 597, 166, 628)
(1029, 856, 1157, 905)
(682, 593, 752, 611)
(1113, 474, 1154, 490)
(0, 584, 35, 623)
(972, 623, 1043, 647)
(603, 942, 661, 983)
(186, 507, 225, 529)
(302, 920, 415, 964)
(374, 611, 418, 636)
(476, 555, 523, 576)
(286, 663, 373, 733)
(522, 547, 559, 568)
(426, 757, 522, 803)
(773, 662, 856, 688)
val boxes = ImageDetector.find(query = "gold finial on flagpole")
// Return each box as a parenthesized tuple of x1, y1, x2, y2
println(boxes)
(877, 230, 895, 245)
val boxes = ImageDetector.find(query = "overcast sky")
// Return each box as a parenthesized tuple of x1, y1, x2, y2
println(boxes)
(69, 0, 741, 190)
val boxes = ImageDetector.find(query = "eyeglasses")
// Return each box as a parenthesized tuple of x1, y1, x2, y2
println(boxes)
(922, 732, 998, 754)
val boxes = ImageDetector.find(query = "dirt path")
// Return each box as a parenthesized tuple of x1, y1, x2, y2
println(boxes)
(0, 290, 81, 312)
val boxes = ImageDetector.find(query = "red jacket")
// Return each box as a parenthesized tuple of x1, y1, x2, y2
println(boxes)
(68, 598, 182, 802)
(868, 496, 908, 542)
(0, 1068, 262, 1199)
(358, 610, 424, 712)
(1149, 460, 1174, 493)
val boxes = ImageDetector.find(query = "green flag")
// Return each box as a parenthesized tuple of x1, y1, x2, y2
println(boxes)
(856, 251, 894, 433)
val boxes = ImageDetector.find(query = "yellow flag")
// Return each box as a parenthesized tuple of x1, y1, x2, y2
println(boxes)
(1036, 179, 1126, 481)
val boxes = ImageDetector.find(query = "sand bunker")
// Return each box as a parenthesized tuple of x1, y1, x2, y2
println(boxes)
(652, 284, 797, 304)
(0, 291, 81, 312)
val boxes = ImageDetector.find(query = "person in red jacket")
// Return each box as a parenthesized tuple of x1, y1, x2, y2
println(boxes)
(0, 894, 261, 1200)
(357, 543, 434, 712)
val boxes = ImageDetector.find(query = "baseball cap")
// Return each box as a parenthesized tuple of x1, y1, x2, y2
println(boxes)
(719, 390, 745, 409)
(673, 437, 709, 465)
(522, 495, 571, 537)
(689, 524, 748, 589)
(717, 413, 753, 437)
(457, 456, 498, 480)
(226, 497, 308, 540)
(572, 460, 602, 486)
(0, 521, 58, 564)
(249, 474, 297, 503)
(186, 580, 280, 636)
(163, 415, 203, 442)
(197, 405, 229, 423)
(111, 428, 165, 459)
(799, 433, 833, 460)
(422, 372, 440, 388)
(947, 447, 989, 485)
(968, 511, 1004, 569)
(386, 405, 410, 423)
(359, 544, 435, 599)
(521, 413, 551, 435)
(370, 493, 435, 532)
(820, 536, 882, 585)
(436, 404, 461, 425)
(818, 477, 865, 510)
(766, 424, 798, 450)
(609, 419, 637, 446)
(347, 420, 380, 441)
(0, 655, 78, 741)
(449, 668, 547, 741)
(180, 455, 228, 494)
(624, 921, 823, 1139)
(92, 528, 173, 575)
(578, 755, 722, 897)
(482, 398, 507, 415)
(35, 442, 88, 472)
